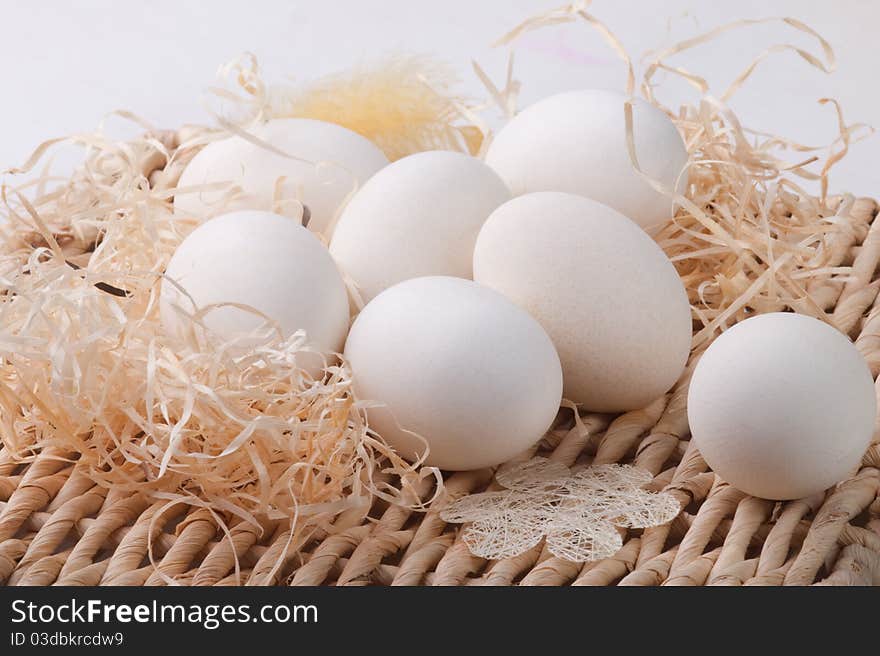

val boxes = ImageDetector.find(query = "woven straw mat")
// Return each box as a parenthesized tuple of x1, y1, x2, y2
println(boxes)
(1, 196, 878, 587)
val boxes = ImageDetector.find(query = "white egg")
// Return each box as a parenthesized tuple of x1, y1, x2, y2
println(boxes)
(174, 118, 389, 237)
(485, 89, 688, 229)
(344, 276, 563, 470)
(687, 313, 876, 500)
(329, 151, 510, 303)
(161, 211, 349, 366)
(473, 192, 691, 412)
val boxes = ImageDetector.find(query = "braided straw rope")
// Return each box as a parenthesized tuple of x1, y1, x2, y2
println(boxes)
(0, 196, 878, 587)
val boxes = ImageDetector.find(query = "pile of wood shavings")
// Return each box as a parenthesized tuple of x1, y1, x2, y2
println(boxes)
(0, 115, 434, 563)
(645, 23, 874, 346)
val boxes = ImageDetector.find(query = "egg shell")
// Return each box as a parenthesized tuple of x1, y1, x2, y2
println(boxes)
(485, 89, 688, 229)
(329, 150, 511, 303)
(161, 210, 349, 363)
(344, 276, 563, 470)
(687, 312, 876, 500)
(473, 191, 691, 412)
(174, 118, 389, 237)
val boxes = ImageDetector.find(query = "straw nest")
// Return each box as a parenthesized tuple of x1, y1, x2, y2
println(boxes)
(0, 1, 876, 585)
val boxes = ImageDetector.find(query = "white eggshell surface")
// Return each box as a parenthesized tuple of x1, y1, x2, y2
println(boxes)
(473, 191, 692, 412)
(161, 210, 349, 359)
(344, 276, 563, 470)
(687, 312, 876, 500)
(329, 150, 511, 303)
(174, 118, 389, 237)
(485, 89, 688, 229)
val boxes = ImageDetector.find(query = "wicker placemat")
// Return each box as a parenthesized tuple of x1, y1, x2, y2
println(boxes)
(0, 198, 877, 587)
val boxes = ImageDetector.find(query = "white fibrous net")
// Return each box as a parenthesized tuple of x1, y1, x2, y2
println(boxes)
(440, 458, 680, 562)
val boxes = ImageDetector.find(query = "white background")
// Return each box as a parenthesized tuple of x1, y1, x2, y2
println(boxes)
(1, 0, 877, 195)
